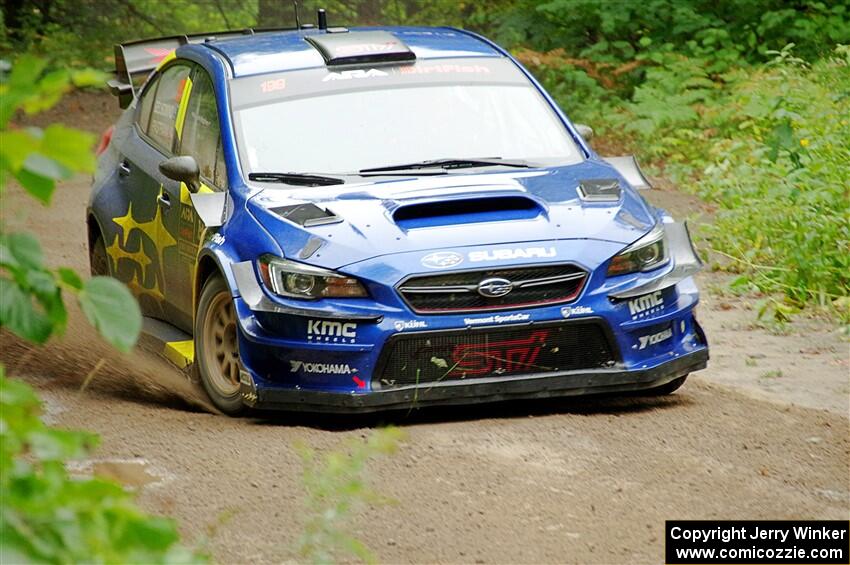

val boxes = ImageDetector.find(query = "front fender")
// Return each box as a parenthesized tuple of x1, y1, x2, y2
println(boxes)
(194, 197, 285, 305)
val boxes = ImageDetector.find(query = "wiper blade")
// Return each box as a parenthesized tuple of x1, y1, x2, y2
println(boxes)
(248, 172, 344, 186)
(359, 157, 532, 174)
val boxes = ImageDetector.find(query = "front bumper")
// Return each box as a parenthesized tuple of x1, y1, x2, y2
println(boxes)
(240, 347, 707, 413)
(230, 240, 709, 413)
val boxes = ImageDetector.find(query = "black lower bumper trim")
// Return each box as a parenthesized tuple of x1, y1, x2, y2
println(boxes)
(244, 348, 709, 414)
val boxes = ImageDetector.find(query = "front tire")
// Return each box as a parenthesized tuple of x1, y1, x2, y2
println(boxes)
(195, 274, 245, 415)
(90, 233, 109, 277)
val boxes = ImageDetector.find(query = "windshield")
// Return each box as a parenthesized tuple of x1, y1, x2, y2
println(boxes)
(232, 59, 583, 177)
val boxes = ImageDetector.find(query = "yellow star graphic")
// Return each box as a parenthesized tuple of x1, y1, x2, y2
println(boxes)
(135, 187, 177, 270)
(128, 270, 165, 303)
(108, 188, 177, 302)
(112, 203, 144, 246)
(105, 233, 152, 275)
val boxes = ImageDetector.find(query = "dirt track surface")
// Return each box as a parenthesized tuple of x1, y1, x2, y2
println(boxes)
(2, 92, 848, 564)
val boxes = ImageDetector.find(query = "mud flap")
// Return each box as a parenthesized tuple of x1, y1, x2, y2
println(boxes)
(139, 316, 195, 374)
(189, 192, 227, 228)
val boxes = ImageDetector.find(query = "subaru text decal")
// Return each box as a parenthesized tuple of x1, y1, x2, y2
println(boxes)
(469, 247, 556, 262)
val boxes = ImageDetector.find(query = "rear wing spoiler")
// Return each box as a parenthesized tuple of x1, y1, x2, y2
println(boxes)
(109, 27, 297, 108)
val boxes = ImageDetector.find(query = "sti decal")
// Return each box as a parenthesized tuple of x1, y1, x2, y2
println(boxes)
(451, 330, 549, 376)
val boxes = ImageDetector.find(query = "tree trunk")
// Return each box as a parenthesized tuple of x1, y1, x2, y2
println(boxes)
(4, 0, 30, 42)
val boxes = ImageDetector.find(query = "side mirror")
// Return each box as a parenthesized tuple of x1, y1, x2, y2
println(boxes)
(575, 123, 594, 141)
(159, 156, 200, 193)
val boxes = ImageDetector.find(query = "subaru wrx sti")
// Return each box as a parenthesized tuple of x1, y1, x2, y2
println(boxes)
(90, 15, 708, 414)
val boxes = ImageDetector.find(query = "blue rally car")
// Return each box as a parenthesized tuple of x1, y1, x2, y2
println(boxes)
(90, 15, 708, 415)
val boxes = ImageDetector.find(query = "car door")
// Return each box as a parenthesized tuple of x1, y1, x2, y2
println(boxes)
(115, 62, 192, 323)
(167, 66, 228, 330)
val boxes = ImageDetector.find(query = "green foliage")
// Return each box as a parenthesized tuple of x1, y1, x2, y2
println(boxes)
(587, 45, 849, 319)
(297, 428, 406, 564)
(496, 1, 845, 148)
(0, 1, 257, 68)
(696, 47, 850, 315)
(0, 55, 141, 350)
(0, 365, 203, 564)
(0, 54, 189, 563)
(500, 0, 849, 64)
(0, 55, 102, 200)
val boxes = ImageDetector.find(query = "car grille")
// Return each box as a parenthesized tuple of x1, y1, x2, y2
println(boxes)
(374, 320, 616, 388)
(398, 264, 587, 314)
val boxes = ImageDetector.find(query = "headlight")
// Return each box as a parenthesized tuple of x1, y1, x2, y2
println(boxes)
(607, 224, 669, 277)
(257, 255, 368, 299)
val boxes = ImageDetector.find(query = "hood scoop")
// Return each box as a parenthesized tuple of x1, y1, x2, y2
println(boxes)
(393, 195, 542, 229)
(270, 203, 342, 227)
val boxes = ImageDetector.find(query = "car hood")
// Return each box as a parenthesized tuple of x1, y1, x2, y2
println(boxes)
(246, 159, 657, 270)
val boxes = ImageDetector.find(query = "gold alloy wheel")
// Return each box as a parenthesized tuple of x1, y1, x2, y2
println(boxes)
(201, 291, 240, 397)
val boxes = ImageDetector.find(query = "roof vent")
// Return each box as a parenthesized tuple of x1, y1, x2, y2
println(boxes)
(306, 30, 415, 66)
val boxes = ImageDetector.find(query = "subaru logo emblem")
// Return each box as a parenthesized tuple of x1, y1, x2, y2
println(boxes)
(421, 251, 463, 269)
(477, 277, 513, 298)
